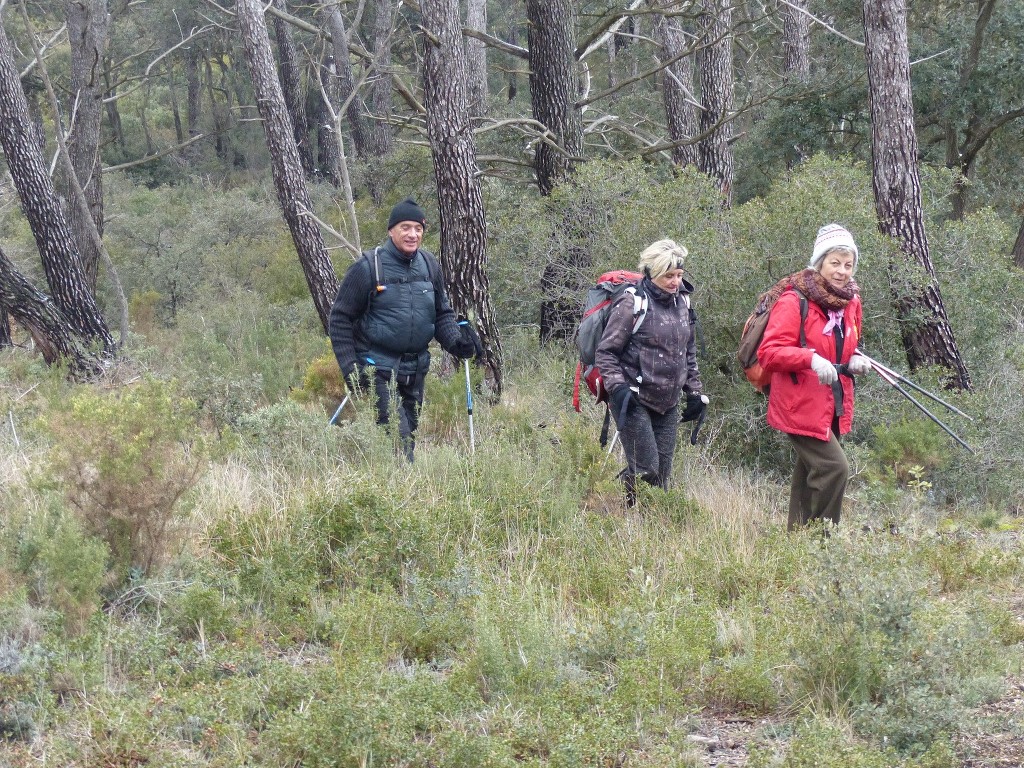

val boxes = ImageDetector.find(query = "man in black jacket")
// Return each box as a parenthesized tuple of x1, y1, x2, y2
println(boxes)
(329, 197, 480, 461)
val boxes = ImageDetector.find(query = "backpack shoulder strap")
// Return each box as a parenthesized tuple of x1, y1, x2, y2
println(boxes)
(420, 250, 444, 291)
(627, 285, 649, 334)
(792, 288, 809, 349)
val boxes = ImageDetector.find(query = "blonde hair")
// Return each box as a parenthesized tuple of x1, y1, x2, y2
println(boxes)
(638, 239, 688, 280)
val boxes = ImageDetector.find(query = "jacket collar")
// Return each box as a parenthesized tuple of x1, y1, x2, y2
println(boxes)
(384, 237, 418, 262)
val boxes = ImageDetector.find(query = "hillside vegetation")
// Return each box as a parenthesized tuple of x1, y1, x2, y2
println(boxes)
(1, 157, 1023, 766)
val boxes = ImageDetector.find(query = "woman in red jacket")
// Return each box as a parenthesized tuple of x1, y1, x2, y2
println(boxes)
(757, 224, 871, 529)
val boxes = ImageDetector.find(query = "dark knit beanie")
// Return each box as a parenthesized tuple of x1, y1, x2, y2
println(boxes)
(387, 197, 427, 229)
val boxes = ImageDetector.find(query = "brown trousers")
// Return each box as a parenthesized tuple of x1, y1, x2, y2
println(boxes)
(786, 429, 849, 529)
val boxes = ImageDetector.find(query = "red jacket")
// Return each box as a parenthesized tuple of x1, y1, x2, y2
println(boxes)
(758, 289, 863, 440)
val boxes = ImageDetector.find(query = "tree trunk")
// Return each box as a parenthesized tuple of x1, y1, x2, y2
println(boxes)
(505, 20, 519, 101)
(782, 0, 810, 81)
(1011, 215, 1024, 269)
(65, 0, 110, 292)
(0, 243, 103, 376)
(465, 0, 488, 117)
(321, 2, 371, 158)
(185, 45, 202, 138)
(272, 0, 315, 178)
(169, 64, 185, 143)
(649, 0, 698, 169)
(0, 304, 10, 348)
(863, 0, 971, 389)
(368, 0, 394, 157)
(0, 22, 113, 351)
(235, 0, 339, 332)
(102, 57, 125, 148)
(204, 57, 227, 161)
(314, 53, 342, 186)
(696, 0, 734, 206)
(420, 0, 503, 395)
(526, 0, 589, 342)
(525, 0, 583, 196)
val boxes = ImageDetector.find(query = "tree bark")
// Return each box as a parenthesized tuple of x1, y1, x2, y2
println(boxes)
(65, 0, 110, 291)
(0, 304, 10, 348)
(272, 0, 316, 178)
(782, 0, 810, 81)
(649, 0, 699, 169)
(526, 0, 589, 342)
(465, 0, 488, 117)
(236, 0, 340, 332)
(1012, 214, 1024, 270)
(0, 243, 103, 377)
(102, 57, 124, 148)
(367, 0, 395, 157)
(419, 0, 503, 394)
(696, 0, 734, 206)
(863, 0, 971, 389)
(321, 2, 371, 158)
(525, 0, 583, 196)
(0, 21, 113, 351)
(185, 45, 202, 139)
(314, 52, 342, 186)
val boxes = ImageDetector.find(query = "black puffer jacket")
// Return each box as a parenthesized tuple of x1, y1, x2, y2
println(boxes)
(328, 238, 464, 376)
(595, 277, 702, 414)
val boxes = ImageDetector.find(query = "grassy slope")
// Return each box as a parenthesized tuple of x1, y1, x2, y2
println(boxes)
(0, 344, 1021, 768)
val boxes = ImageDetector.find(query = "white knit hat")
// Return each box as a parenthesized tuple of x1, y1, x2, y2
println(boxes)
(810, 223, 859, 271)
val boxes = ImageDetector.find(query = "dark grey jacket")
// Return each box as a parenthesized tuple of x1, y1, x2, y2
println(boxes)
(329, 239, 463, 376)
(595, 277, 702, 414)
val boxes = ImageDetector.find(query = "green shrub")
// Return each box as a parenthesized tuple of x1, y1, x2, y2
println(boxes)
(45, 377, 207, 577)
(36, 513, 108, 636)
(781, 533, 1006, 753)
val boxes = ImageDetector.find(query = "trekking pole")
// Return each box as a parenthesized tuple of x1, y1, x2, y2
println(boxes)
(607, 429, 619, 455)
(328, 394, 351, 426)
(869, 361, 975, 454)
(861, 354, 973, 421)
(464, 357, 475, 454)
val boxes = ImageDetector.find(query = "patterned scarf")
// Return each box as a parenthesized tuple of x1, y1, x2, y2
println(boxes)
(758, 269, 859, 314)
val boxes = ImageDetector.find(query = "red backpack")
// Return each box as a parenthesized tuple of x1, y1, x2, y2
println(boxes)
(571, 270, 649, 414)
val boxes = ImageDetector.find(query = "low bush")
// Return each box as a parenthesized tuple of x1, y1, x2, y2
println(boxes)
(45, 377, 207, 578)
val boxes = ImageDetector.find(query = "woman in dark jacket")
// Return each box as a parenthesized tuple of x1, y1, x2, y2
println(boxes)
(758, 224, 871, 529)
(595, 239, 706, 506)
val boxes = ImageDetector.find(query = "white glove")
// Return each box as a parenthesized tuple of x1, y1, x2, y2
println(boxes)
(810, 353, 838, 385)
(848, 354, 871, 375)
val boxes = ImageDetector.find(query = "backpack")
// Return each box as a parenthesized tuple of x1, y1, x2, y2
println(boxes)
(737, 285, 808, 392)
(572, 270, 649, 415)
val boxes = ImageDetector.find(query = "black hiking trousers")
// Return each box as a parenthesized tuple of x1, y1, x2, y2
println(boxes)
(356, 365, 426, 462)
(619, 402, 680, 504)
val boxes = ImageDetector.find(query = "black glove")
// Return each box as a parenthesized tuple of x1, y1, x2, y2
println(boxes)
(680, 392, 709, 446)
(680, 392, 708, 423)
(607, 385, 633, 429)
(454, 321, 483, 360)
